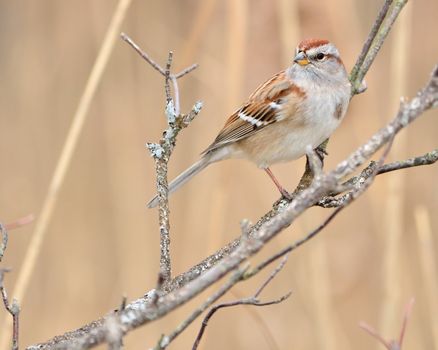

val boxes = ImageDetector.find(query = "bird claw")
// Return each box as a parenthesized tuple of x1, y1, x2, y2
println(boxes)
(280, 188, 293, 201)
(314, 145, 328, 163)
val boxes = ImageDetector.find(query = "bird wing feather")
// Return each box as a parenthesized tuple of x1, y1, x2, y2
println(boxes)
(202, 70, 303, 154)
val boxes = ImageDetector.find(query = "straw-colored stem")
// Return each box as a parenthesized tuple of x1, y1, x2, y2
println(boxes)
(0, 0, 132, 347)
(414, 206, 438, 349)
(310, 241, 337, 350)
(380, 1, 412, 339)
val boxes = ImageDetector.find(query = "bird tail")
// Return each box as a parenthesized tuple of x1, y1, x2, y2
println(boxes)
(147, 156, 211, 208)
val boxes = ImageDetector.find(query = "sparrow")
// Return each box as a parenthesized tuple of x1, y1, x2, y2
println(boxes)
(148, 39, 351, 208)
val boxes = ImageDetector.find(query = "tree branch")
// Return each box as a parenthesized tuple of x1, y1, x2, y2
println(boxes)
(191, 256, 291, 350)
(0, 222, 23, 350)
(0, 269, 19, 350)
(121, 33, 201, 286)
(317, 147, 438, 208)
(377, 148, 438, 174)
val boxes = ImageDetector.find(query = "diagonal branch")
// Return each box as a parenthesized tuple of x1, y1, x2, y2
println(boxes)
(350, 0, 408, 95)
(350, 0, 393, 83)
(317, 147, 438, 208)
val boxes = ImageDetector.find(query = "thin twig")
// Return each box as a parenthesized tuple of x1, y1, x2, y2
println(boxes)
(164, 51, 173, 103)
(350, 0, 393, 82)
(192, 294, 291, 350)
(0, 1, 133, 348)
(228, 288, 282, 350)
(378, 148, 438, 174)
(0, 224, 8, 263)
(0, 217, 33, 349)
(254, 254, 288, 298)
(174, 64, 199, 79)
(317, 147, 438, 208)
(1, 270, 20, 350)
(0, 222, 19, 350)
(171, 76, 180, 116)
(120, 33, 166, 75)
(122, 34, 201, 287)
(120, 34, 199, 79)
(155, 254, 291, 350)
(191, 256, 291, 350)
(351, 0, 408, 94)
(154, 265, 251, 350)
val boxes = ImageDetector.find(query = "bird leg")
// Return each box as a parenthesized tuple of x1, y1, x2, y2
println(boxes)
(264, 168, 292, 200)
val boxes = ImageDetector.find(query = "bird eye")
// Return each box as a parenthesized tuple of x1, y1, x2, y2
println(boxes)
(316, 53, 325, 61)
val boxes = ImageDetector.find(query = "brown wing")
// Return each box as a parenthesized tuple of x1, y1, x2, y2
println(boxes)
(202, 70, 303, 154)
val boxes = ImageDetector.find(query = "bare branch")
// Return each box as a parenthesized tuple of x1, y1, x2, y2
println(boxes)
(122, 34, 202, 286)
(191, 256, 291, 350)
(120, 33, 166, 75)
(153, 264, 250, 350)
(0, 224, 8, 263)
(175, 63, 199, 79)
(164, 51, 173, 103)
(350, 0, 393, 84)
(0, 222, 20, 350)
(0, 269, 19, 350)
(153, 253, 291, 349)
(377, 148, 438, 174)
(317, 146, 438, 208)
(350, 0, 408, 94)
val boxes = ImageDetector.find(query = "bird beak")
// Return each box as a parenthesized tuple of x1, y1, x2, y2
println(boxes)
(294, 51, 310, 66)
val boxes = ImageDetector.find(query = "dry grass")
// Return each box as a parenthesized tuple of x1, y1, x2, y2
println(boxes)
(380, 1, 412, 337)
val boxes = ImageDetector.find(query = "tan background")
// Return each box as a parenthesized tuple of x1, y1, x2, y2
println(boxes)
(1, 0, 438, 349)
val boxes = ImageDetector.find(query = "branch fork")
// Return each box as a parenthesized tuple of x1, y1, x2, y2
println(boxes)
(121, 33, 201, 287)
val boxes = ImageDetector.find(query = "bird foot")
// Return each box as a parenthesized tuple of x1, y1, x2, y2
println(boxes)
(314, 145, 328, 163)
(280, 188, 293, 201)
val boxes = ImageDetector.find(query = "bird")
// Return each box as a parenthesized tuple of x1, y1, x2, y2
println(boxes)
(147, 39, 351, 208)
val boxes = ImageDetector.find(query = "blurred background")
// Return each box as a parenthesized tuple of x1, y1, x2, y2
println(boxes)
(1, 0, 437, 349)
